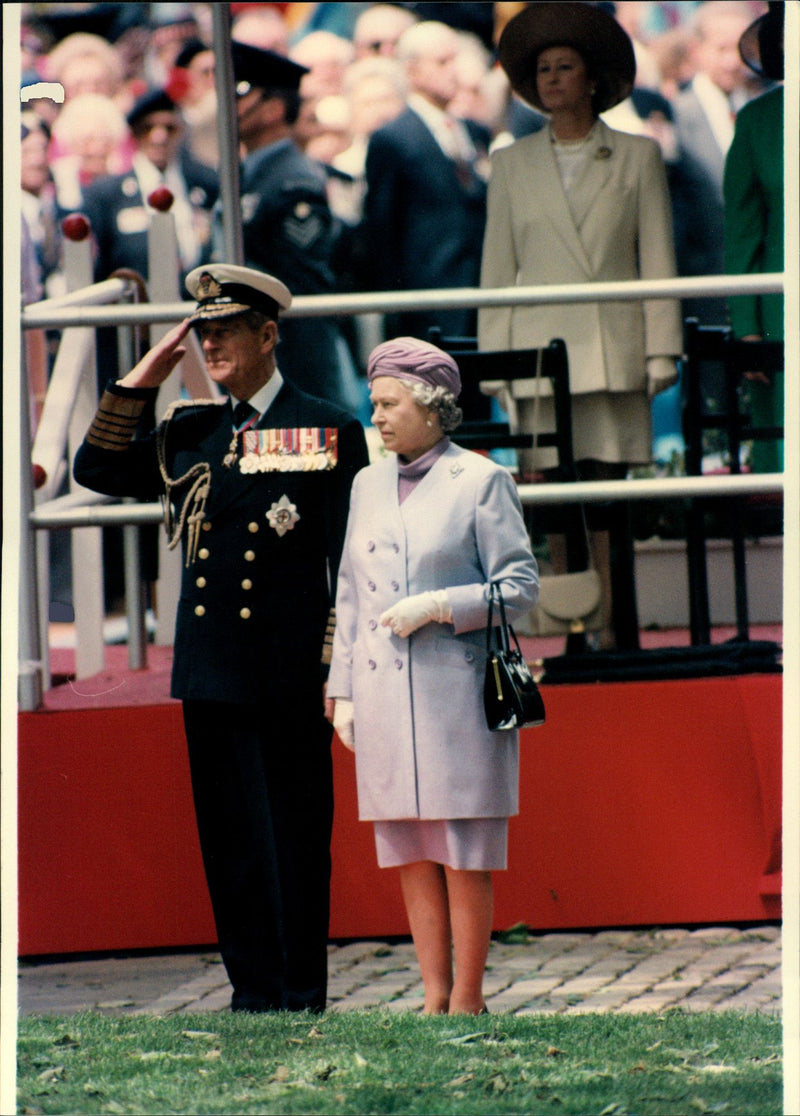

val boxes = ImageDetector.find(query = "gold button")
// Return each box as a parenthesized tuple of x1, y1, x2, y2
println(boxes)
(194, 605, 206, 617)
(241, 579, 252, 590)
(202, 521, 211, 532)
(196, 576, 206, 588)
(198, 547, 209, 560)
(248, 522, 259, 533)
(244, 550, 255, 561)
(240, 607, 251, 619)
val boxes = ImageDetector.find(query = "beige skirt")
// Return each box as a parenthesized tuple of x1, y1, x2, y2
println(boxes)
(373, 817, 508, 871)
(516, 390, 652, 472)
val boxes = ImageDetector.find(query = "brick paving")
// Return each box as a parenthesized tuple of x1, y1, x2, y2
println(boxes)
(17, 924, 781, 1017)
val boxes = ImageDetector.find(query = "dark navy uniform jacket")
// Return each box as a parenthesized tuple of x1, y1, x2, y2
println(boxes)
(74, 378, 369, 704)
(218, 138, 354, 407)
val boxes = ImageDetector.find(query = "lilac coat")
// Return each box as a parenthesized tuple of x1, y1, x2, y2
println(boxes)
(328, 442, 539, 821)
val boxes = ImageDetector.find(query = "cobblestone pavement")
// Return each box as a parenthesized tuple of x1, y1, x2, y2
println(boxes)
(18, 925, 781, 1017)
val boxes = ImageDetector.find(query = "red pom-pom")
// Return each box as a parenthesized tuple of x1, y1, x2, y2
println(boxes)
(32, 463, 47, 489)
(61, 213, 91, 241)
(165, 67, 191, 104)
(148, 186, 174, 212)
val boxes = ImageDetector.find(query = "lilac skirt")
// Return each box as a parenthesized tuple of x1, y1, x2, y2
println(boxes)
(373, 817, 508, 871)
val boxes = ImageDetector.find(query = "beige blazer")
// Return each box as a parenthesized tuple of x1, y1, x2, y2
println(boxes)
(478, 120, 682, 398)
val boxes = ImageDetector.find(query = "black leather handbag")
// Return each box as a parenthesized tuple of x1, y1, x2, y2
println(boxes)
(484, 581, 546, 732)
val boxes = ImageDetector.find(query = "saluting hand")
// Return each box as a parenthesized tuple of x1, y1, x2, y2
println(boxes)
(118, 318, 192, 390)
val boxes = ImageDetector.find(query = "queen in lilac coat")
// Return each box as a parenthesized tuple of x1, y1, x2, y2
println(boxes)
(327, 337, 538, 1015)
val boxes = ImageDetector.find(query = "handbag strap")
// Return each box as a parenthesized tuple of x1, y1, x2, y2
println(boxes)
(486, 581, 521, 656)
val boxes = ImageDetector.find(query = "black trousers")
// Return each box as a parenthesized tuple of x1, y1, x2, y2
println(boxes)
(182, 696, 334, 1012)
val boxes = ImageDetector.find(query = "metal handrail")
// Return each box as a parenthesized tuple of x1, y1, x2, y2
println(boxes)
(22, 273, 784, 330)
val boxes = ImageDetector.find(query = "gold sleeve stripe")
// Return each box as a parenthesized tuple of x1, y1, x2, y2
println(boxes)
(321, 606, 336, 666)
(85, 390, 148, 450)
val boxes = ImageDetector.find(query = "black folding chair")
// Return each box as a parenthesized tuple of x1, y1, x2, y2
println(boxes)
(682, 318, 784, 645)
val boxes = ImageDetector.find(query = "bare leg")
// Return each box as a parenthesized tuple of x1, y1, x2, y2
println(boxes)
(399, 861, 452, 1013)
(444, 867, 493, 1015)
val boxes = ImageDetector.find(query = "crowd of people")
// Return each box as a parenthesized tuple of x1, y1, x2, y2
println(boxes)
(22, 0, 785, 1020)
(21, 1, 780, 343)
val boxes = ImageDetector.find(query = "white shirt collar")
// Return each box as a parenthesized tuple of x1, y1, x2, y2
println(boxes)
(230, 368, 283, 418)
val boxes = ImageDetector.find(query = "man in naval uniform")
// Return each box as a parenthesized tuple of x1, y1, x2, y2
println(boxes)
(73, 264, 369, 1012)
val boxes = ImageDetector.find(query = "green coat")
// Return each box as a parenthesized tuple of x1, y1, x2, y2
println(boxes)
(724, 85, 784, 342)
(723, 85, 784, 473)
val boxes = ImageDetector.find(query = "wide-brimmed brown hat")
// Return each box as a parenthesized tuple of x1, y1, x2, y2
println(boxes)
(738, 2, 783, 82)
(498, 2, 635, 114)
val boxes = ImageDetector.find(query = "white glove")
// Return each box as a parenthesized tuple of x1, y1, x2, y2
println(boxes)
(333, 699, 355, 751)
(380, 590, 452, 638)
(647, 356, 679, 399)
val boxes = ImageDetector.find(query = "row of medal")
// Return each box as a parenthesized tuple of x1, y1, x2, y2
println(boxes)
(238, 427, 339, 473)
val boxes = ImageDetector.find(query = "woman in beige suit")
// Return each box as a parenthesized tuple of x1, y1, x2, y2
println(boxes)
(479, 3, 682, 650)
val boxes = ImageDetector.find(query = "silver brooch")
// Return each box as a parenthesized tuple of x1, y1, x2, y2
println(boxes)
(267, 494, 300, 537)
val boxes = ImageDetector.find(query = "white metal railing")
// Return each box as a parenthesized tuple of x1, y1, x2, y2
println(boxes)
(19, 270, 785, 711)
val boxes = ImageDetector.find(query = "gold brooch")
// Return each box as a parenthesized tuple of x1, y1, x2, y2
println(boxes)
(595, 146, 612, 160)
(197, 272, 222, 299)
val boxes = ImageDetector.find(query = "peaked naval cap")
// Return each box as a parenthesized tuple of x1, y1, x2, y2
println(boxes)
(185, 264, 292, 323)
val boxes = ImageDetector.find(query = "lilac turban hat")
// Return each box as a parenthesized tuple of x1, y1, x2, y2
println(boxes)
(367, 337, 461, 398)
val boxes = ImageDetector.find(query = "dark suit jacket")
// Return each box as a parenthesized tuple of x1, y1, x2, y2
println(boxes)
(360, 107, 489, 337)
(81, 149, 219, 282)
(74, 378, 369, 704)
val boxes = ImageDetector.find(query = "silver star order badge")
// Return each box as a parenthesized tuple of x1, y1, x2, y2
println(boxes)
(266, 494, 300, 536)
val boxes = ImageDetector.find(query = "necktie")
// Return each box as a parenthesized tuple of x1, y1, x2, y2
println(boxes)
(232, 400, 258, 431)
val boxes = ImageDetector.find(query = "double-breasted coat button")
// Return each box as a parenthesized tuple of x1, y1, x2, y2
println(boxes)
(392, 543, 400, 553)
(368, 580, 376, 591)
(194, 604, 206, 617)
(367, 540, 375, 552)
(368, 619, 378, 631)
(202, 521, 211, 532)
(241, 579, 252, 590)
(240, 607, 251, 619)
(244, 550, 256, 561)
(198, 547, 209, 560)
(248, 522, 259, 533)
(390, 580, 399, 591)
(195, 576, 206, 588)
(368, 659, 377, 670)
(465, 651, 475, 663)
(394, 659, 403, 670)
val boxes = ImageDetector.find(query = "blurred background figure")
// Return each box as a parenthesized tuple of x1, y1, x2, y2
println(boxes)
(672, 0, 757, 327)
(143, 3, 200, 87)
(231, 3, 292, 54)
(225, 40, 364, 413)
(291, 30, 355, 154)
(723, 0, 784, 475)
(44, 29, 127, 103)
(50, 93, 132, 213)
(333, 56, 407, 223)
(352, 4, 418, 58)
(21, 112, 63, 301)
(82, 87, 218, 287)
(167, 36, 219, 168)
(358, 19, 490, 339)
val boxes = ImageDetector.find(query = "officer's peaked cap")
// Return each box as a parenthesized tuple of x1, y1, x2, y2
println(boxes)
(231, 41, 308, 97)
(186, 264, 292, 323)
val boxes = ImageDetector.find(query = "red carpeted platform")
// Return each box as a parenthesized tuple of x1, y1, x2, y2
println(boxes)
(18, 641, 781, 955)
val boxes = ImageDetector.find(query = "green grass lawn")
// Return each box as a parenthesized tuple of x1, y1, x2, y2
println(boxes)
(17, 1008, 781, 1115)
